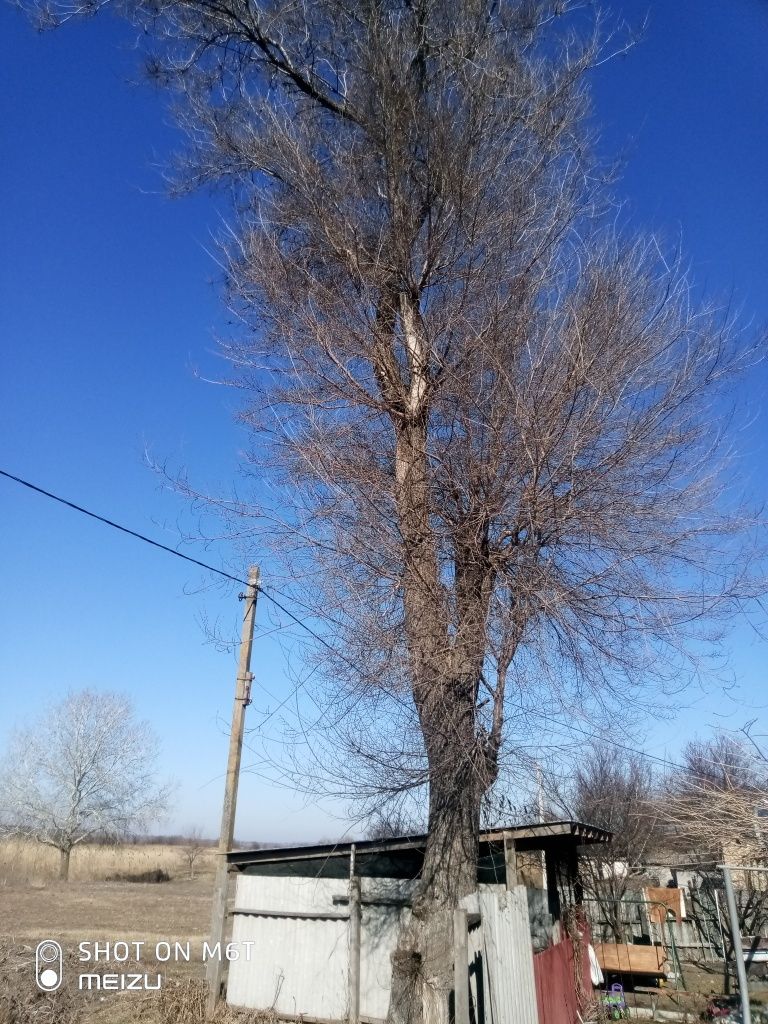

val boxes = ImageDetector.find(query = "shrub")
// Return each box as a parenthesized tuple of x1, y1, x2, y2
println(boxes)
(106, 868, 171, 883)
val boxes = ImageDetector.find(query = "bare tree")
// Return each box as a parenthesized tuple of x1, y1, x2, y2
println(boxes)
(658, 734, 768, 991)
(179, 826, 208, 879)
(664, 734, 768, 860)
(0, 690, 172, 881)
(688, 867, 768, 993)
(16, 1, 766, 1018)
(367, 809, 423, 842)
(563, 745, 663, 941)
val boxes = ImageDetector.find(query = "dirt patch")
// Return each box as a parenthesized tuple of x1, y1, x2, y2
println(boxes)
(0, 876, 236, 1023)
(0, 877, 213, 947)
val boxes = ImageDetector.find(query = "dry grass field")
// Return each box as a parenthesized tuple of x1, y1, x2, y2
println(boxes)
(0, 839, 217, 887)
(0, 840, 272, 1024)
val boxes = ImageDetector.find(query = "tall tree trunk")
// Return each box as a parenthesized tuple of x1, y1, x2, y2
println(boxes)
(384, 307, 495, 1024)
(388, 764, 481, 1024)
(59, 846, 71, 881)
(387, 683, 487, 1024)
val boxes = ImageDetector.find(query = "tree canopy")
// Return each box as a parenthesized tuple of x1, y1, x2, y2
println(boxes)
(0, 689, 171, 880)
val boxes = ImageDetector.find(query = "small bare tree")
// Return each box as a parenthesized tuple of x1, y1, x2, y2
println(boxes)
(563, 745, 663, 941)
(689, 868, 768, 993)
(0, 690, 172, 881)
(14, 1, 767, 1018)
(179, 826, 207, 879)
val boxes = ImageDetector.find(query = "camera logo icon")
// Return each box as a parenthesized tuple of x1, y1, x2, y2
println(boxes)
(35, 940, 63, 991)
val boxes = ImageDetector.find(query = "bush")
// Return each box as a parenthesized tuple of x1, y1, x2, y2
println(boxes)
(106, 868, 171, 883)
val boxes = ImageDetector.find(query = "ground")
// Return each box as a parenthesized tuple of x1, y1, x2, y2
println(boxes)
(0, 843, 273, 1024)
(593, 961, 768, 1022)
(0, 877, 212, 949)
(2, 842, 767, 1023)
(0, 875, 214, 1023)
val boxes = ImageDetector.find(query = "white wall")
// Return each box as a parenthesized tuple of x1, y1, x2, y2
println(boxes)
(227, 874, 537, 1024)
(227, 873, 417, 1021)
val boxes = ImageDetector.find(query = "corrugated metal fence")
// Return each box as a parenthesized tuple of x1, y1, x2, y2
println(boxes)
(228, 876, 351, 1018)
(228, 876, 541, 1023)
(533, 935, 591, 1024)
(465, 888, 539, 1024)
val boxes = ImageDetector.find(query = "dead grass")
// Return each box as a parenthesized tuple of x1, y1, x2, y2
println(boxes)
(0, 840, 216, 886)
(0, 872, 223, 1023)
(0, 945, 83, 1024)
(152, 980, 281, 1024)
(0, 947, 277, 1024)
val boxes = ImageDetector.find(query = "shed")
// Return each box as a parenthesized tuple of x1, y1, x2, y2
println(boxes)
(223, 821, 610, 1022)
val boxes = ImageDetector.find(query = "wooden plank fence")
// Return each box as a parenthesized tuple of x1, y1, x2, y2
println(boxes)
(582, 890, 730, 963)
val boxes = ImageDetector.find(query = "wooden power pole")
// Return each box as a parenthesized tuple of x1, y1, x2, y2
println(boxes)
(206, 565, 260, 1018)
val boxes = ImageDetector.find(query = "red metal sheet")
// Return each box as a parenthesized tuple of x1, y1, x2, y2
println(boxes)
(534, 933, 592, 1024)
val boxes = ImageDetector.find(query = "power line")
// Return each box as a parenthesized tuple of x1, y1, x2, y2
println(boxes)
(0, 466, 375, 690)
(517, 706, 691, 774)
(2, 466, 761, 783)
(0, 468, 248, 586)
(0, 467, 359, 663)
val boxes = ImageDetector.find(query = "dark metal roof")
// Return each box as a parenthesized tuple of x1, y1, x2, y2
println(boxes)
(228, 820, 611, 880)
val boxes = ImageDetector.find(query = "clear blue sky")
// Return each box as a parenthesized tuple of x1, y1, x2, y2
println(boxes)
(1, 0, 767, 841)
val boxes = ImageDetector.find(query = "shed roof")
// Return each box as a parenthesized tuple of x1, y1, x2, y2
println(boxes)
(228, 819, 611, 881)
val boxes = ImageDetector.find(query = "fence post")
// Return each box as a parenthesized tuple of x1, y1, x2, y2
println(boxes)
(348, 844, 361, 1024)
(722, 865, 751, 1024)
(503, 831, 518, 888)
(454, 908, 470, 1024)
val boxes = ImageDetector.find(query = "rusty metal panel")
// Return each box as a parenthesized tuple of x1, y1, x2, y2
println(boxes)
(534, 936, 592, 1024)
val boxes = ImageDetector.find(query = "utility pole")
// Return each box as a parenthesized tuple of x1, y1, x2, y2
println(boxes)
(206, 565, 260, 1019)
(536, 761, 547, 890)
(721, 864, 751, 1024)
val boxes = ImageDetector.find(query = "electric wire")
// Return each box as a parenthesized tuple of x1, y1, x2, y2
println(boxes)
(1, 465, 762, 784)
(0, 468, 247, 586)
(0, 467, 388, 696)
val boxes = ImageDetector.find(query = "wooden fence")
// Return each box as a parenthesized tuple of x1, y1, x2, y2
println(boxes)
(582, 888, 734, 963)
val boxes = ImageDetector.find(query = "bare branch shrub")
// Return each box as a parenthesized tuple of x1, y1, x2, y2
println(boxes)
(561, 745, 663, 941)
(664, 734, 768, 860)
